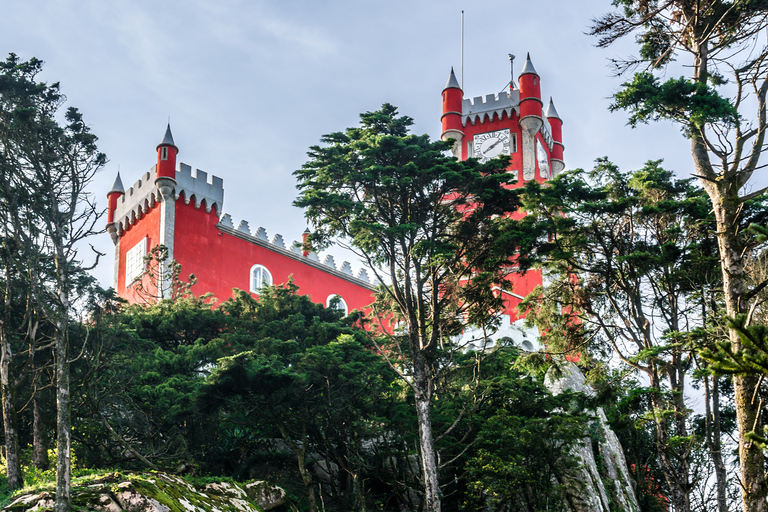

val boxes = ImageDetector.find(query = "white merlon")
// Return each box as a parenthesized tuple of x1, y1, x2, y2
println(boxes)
(340, 261, 352, 275)
(175, 163, 224, 215)
(357, 269, 370, 282)
(323, 255, 336, 268)
(255, 227, 268, 241)
(462, 90, 520, 126)
(272, 234, 285, 248)
(219, 214, 234, 229)
(290, 243, 303, 254)
(309, 251, 320, 262)
(237, 220, 251, 235)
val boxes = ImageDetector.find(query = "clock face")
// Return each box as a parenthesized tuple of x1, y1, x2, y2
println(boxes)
(473, 129, 511, 163)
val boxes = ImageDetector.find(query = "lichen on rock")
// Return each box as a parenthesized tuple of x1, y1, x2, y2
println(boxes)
(2, 471, 287, 512)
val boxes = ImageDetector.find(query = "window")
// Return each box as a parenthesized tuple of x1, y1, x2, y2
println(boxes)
(510, 133, 518, 153)
(161, 146, 168, 161)
(250, 264, 272, 293)
(326, 294, 348, 316)
(125, 238, 148, 285)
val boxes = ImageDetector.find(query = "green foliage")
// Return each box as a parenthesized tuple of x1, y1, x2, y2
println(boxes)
(519, 158, 716, 363)
(295, 103, 525, 341)
(611, 72, 738, 135)
(461, 349, 590, 511)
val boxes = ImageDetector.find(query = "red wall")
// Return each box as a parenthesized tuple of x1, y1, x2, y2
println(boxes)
(460, 110, 556, 320)
(116, 202, 162, 302)
(172, 200, 376, 312)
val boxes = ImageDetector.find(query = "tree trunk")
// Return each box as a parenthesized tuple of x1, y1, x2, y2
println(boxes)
(296, 445, 318, 512)
(32, 351, 48, 470)
(54, 316, 71, 512)
(649, 371, 688, 512)
(0, 325, 22, 491)
(705, 375, 728, 512)
(703, 179, 768, 512)
(412, 348, 441, 512)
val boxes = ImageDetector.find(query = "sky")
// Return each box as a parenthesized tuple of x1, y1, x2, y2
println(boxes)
(0, 0, 699, 288)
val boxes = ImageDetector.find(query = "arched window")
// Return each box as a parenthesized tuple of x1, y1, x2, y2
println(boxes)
(250, 264, 272, 294)
(326, 294, 348, 316)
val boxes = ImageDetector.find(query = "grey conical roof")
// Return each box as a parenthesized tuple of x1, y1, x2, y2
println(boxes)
(545, 97, 561, 120)
(157, 123, 179, 152)
(444, 67, 461, 90)
(519, 53, 538, 77)
(108, 172, 124, 195)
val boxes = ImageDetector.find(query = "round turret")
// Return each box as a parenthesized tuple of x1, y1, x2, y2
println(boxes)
(106, 172, 125, 243)
(518, 53, 543, 134)
(441, 68, 465, 158)
(545, 98, 565, 176)
(107, 172, 125, 224)
(302, 228, 311, 257)
(155, 123, 178, 198)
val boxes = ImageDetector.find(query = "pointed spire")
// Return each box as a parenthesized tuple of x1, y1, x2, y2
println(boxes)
(157, 123, 179, 152)
(519, 53, 538, 77)
(545, 97, 561, 120)
(444, 67, 462, 90)
(108, 172, 125, 195)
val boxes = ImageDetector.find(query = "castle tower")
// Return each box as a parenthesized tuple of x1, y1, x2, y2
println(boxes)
(108, 126, 374, 312)
(442, 54, 565, 347)
(155, 124, 179, 297)
(108, 125, 224, 302)
(545, 98, 565, 176)
(441, 68, 464, 159)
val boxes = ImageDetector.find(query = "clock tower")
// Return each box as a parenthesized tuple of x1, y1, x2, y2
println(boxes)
(441, 54, 565, 349)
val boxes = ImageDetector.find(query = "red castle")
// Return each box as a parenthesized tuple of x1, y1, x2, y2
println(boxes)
(107, 55, 563, 346)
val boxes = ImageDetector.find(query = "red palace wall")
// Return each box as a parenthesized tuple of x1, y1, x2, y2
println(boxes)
(172, 199, 375, 310)
(115, 201, 162, 303)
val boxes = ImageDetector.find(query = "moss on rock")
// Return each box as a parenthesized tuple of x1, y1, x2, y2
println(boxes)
(2, 471, 287, 512)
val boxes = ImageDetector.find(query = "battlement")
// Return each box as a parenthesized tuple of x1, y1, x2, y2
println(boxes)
(217, 213, 374, 288)
(462, 90, 520, 126)
(176, 163, 224, 214)
(112, 162, 225, 236)
(113, 167, 160, 235)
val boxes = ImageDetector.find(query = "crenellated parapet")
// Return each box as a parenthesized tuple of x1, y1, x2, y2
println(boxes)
(111, 162, 225, 238)
(218, 213, 374, 288)
(175, 163, 224, 215)
(112, 166, 160, 237)
(462, 91, 520, 126)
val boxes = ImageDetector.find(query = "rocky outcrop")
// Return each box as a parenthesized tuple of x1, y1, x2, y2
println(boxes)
(2, 472, 288, 512)
(545, 363, 640, 512)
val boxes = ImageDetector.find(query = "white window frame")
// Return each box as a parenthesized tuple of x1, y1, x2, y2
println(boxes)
(326, 294, 348, 316)
(125, 238, 148, 286)
(250, 264, 273, 294)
